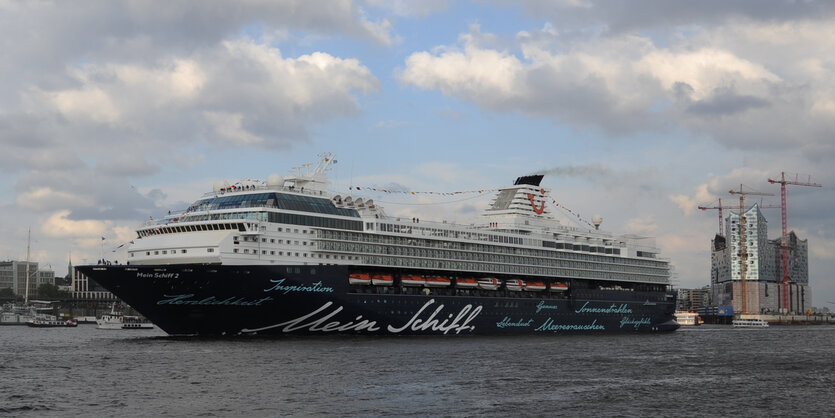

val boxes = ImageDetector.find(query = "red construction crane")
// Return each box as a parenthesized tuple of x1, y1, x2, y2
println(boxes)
(767, 172, 822, 314)
(729, 185, 773, 315)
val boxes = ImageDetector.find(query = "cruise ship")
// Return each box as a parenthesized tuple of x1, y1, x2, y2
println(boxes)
(77, 153, 678, 336)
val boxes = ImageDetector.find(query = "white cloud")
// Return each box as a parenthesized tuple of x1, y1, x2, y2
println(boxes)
(17, 187, 94, 211)
(400, 22, 835, 158)
(42, 210, 109, 239)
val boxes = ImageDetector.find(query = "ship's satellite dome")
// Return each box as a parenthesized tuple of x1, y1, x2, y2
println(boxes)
(213, 180, 230, 193)
(267, 174, 285, 188)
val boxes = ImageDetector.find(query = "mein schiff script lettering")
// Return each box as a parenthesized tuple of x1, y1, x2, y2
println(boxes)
(242, 299, 482, 335)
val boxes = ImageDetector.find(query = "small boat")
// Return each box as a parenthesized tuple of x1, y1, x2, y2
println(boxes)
(97, 304, 154, 330)
(524, 281, 546, 291)
(424, 276, 452, 287)
(505, 279, 525, 291)
(550, 282, 568, 292)
(456, 278, 478, 288)
(27, 317, 78, 328)
(477, 277, 500, 290)
(400, 275, 425, 287)
(732, 318, 769, 328)
(674, 311, 701, 326)
(371, 274, 394, 286)
(348, 273, 371, 285)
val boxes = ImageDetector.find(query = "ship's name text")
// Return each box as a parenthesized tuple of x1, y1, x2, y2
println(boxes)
(263, 278, 334, 294)
(156, 294, 274, 306)
(574, 301, 633, 314)
(137, 272, 179, 279)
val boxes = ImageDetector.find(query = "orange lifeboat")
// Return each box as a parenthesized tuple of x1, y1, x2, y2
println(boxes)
(371, 274, 394, 286)
(524, 281, 546, 291)
(456, 278, 478, 288)
(424, 276, 452, 287)
(551, 282, 568, 292)
(400, 275, 425, 287)
(348, 273, 371, 286)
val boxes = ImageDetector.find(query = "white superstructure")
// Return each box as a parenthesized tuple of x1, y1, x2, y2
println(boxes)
(125, 153, 670, 288)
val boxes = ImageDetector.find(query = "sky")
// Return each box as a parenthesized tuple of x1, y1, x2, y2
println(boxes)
(1, 0, 833, 308)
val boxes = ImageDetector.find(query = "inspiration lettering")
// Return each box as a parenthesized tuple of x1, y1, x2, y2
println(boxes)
(263, 278, 334, 294)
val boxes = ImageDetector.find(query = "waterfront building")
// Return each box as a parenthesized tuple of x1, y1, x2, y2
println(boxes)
(676, 287, 709, 312)
(71, 266, 116, 301)
(0, 260, 55, 298)
(709, 204, 811, 314)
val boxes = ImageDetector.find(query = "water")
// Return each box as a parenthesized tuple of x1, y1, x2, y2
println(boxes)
(1, 325, 833, 417)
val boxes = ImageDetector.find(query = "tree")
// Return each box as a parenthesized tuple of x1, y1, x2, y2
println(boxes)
(36, 283, 69, 299)
(0, 287, 14, 299)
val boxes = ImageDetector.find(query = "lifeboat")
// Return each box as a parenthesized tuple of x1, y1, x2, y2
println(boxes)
(400, 275, 425, 287)
(524, 281, 546, 291)
(477, 277, 500, 290)
(456, 278, 478, 288)
(371, 274, 394, 286)
(550, 282, 568, 292)
(505, 279, 525, 291)
(424, 276, 452, 287)
(348, 273, 371, 286)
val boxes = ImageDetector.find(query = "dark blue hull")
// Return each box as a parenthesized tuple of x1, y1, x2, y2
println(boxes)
(77, 264, 678, 336)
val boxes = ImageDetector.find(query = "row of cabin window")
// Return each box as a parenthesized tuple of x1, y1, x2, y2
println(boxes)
(231, 248, 354, 260)
(134, 248, 216, 257)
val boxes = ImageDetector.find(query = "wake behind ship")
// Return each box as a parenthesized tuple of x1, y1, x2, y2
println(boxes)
(77, 153, 678, 336)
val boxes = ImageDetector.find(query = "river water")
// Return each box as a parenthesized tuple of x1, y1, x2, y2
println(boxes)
(1, 325, 833, 417)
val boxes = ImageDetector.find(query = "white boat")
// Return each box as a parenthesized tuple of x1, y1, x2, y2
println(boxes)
(27, 317, 78, 328)
(674, 311, 702, 326)
(732, 318, 769, 328)
(1, 302, 56, 325)
(97, 305, 154, 330)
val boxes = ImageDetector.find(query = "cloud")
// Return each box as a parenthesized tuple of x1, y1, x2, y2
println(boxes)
(42, 210, 109, 239)
(508, 0, 835, 34)
(400, 22, 835, 159)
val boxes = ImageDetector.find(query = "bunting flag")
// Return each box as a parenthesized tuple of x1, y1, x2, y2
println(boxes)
(550, 199, 596, 229)
(348, 186, 498, 195)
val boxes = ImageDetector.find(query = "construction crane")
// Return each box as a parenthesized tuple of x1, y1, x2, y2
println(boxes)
(698, 198, 727, 235)
(699, 198, 780, 236)
(767, 172, 822, 314)
(729, 185, 773, 315)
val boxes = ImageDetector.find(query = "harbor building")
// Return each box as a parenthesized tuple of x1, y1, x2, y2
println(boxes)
(676, 287, 709, 312)
(71, 266, 116, 301)
(709, 204, 811, 314)
(0, 260, 56, 298)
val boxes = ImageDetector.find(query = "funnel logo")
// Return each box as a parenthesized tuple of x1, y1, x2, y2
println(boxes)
(527, 188, 546, 215)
